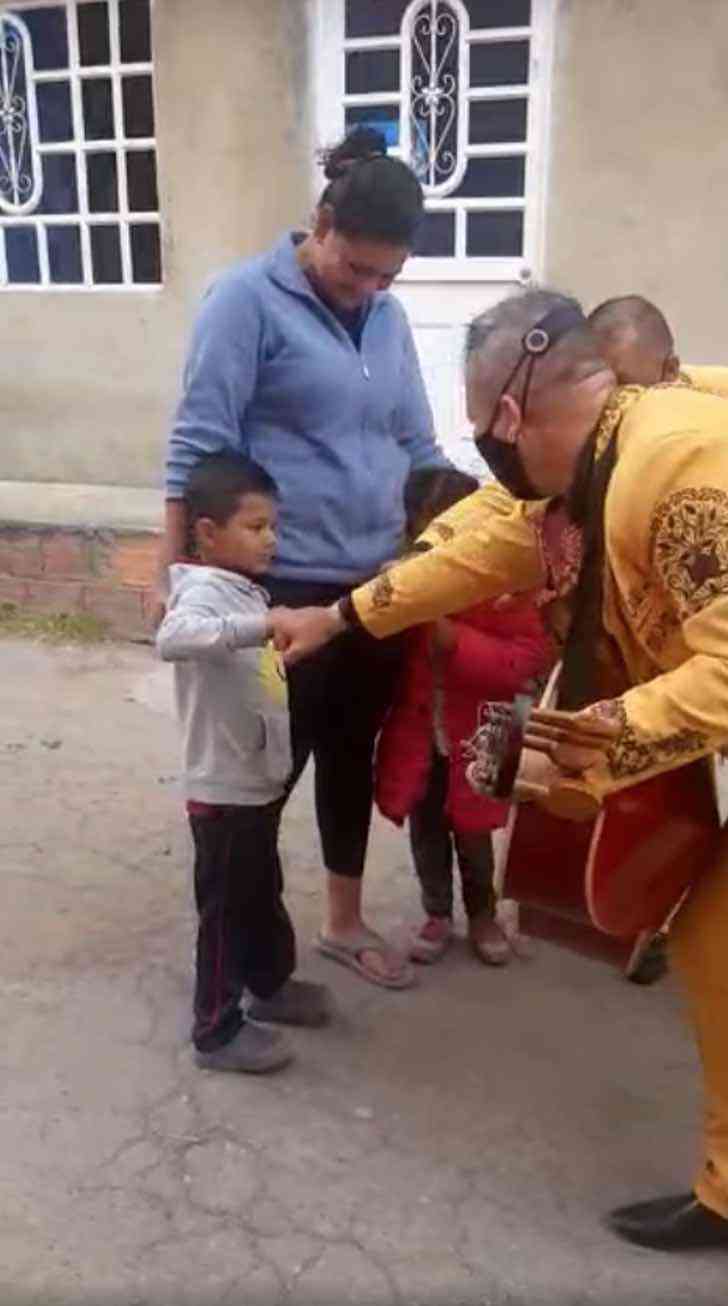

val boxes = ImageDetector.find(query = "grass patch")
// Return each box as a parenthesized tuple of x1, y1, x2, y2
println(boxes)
(0, 603, 109, 644)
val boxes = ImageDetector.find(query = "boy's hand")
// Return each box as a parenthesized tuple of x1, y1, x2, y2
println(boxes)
(269, 605, 345, 664)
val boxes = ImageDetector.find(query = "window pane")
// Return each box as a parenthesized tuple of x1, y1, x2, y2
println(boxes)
(345, 0, 409, 38)
(466, 0, 531, 27)
(126, 149, 158, 211)
(47, 224, 83, 282)
(21, 7, 68, 72)
(469, 40, 530, 86)
(466, 209, 523, 256)
(453, 156, 525, 198)
(122, 75, 155, 137)
(5, 226, 40, 282)
(90, 223, 122, 282)
(87, 152, 119, 212)
(130, 221, 160, 283)
(77, 2, 110, 66)
(345, 104, 400, 149)
(413, 210, 454, 257)
(120, 0, 152, 62)
(37, 153, 78, 213)
(469, 97, 527, 144)
(36, 80, 73, 144)
(82, 78, 115, 140)
(345, 50, 400, 95)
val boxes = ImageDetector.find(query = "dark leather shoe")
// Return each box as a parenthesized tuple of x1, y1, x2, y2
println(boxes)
(608, 1192, 728, 1250)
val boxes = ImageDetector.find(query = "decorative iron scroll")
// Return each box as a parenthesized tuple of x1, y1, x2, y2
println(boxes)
(407, 0, 465, 195)
(0, 13, 41, 215)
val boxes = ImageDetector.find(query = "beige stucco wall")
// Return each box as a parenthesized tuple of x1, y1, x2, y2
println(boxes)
(6, 0, 728, 491)
(545, 0, 728, 361)
(0, 0, 311, 488)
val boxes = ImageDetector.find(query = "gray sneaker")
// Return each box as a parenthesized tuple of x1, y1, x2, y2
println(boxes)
(246, 978, 334, 1028)
(194, 1022, 293, 1074)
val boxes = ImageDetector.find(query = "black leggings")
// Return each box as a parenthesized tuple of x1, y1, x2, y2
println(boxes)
(265, 577, 401, 877)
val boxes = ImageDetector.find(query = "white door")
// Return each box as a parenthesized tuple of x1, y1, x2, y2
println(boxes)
(310, 0, 555, 474)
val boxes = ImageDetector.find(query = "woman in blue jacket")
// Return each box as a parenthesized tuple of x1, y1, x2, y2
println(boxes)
(161, 128, 448, 988)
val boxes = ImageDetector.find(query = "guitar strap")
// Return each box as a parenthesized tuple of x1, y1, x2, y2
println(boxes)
(557, 430, 620, 710)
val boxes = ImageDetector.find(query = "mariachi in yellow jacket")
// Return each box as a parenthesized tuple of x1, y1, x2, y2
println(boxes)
(351, 379, 728, 799)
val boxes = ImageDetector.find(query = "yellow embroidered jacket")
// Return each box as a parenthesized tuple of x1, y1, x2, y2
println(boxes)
(351, 381, 728, 798)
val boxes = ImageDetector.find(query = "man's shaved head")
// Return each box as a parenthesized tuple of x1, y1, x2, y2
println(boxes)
(465, 288, 616, 500)
(467, 289, 608, 414)
(587, 295, 679, 386)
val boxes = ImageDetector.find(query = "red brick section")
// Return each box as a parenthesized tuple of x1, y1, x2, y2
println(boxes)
(0, 526, 159, 641)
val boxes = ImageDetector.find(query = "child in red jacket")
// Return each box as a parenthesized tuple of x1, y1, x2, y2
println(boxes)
(375, 468, 553, 966)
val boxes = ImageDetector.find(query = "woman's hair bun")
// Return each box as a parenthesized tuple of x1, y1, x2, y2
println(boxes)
(316, 124, 422, 246)
(321, 126, 388, 181)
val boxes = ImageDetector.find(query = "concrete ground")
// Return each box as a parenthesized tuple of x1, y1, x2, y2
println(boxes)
(1, 639, 726, 1306)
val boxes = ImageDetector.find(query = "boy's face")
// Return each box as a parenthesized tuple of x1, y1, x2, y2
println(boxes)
(195, 493, 278, 576)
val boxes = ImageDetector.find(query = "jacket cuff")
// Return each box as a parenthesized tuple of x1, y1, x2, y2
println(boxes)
(227, 613, 269, 648)
(339, 594, 364, 632)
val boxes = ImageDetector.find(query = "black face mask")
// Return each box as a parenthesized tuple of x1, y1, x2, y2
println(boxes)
(474, 430, 541, 500)
(472, 301, 587, 501)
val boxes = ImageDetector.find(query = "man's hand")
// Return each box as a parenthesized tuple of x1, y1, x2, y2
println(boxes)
(514, 731, 606, 821)
(523, 707, 619, 775)
(269, 604, 345, 665)
(517, 745, 562, 791)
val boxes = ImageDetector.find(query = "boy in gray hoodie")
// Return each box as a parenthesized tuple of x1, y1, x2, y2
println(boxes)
(157, 454, 331, 1073)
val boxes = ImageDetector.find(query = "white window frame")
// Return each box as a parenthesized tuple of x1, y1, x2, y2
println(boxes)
(308, 0, 555, 284)
(0, 0, 161, 292)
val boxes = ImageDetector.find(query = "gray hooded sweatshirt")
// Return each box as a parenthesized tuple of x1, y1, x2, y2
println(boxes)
(157, 564, 291, 805)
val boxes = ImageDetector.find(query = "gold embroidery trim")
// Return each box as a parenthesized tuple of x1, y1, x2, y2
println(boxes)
(593, 385, 644, 460)
(592, 698, 709, 779)
(651, 487, 728, 619)
(431, 521, 455, 542)
(370, 570, 395, 611)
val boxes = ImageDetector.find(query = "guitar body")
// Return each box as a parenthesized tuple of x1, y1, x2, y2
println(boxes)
(494, 664, 722, 967)
(501, 762, 720, 967)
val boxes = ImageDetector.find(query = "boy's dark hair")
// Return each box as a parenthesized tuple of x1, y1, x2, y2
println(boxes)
(318, 126, 423, 246)
(404, 467, 479, 541)
(185, 454, 278, 527)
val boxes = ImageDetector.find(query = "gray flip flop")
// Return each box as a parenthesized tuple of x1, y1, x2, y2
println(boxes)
(315, 930, 415, 990)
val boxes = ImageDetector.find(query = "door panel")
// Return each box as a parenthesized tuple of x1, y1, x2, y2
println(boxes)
(310, 0, 554, 468)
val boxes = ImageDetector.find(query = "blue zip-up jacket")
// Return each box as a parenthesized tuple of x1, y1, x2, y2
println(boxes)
(166, 232, 448, 585)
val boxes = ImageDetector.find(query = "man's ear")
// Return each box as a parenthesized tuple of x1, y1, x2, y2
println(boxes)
(662, 353, 681, 382)
(492, 392, 523, 444)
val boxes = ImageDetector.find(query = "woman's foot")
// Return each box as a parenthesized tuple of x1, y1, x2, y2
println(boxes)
(468, 914, 511, 966)
(317, 925, 415, 988)
(324, 875, 413, 986)
(409, 915, 453, 964)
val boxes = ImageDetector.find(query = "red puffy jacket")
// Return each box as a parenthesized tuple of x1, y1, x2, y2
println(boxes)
(375, 598, 553, 836)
